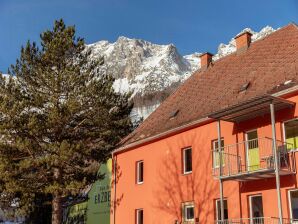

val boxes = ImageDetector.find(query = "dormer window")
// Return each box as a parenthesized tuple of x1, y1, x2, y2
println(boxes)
(239, 82, 250, 93)
(169, 109, 179, 120)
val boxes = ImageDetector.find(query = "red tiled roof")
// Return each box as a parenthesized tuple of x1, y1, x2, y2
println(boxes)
(120, 23, 298, 148)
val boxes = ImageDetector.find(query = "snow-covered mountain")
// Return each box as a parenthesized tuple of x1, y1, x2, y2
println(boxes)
(88, 26, 276, 120)
(87, 37, 200, 121)
(88, 37, 198, 95)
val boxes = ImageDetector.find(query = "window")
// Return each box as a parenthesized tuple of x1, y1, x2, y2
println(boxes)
(183, 147, 192, 174)
(239, 82, 251, 92)
(215, 199, 228, 221)
(182, 202, 195, 222)
(284, 119, 298, 150)
(136, 161, 144, 184)
(212, 139, 224, 168)
(249, 195, 264, 219)
(289, 190, 298, 220)
(246, 130, 258, 149)
(136, 209, 143, 224)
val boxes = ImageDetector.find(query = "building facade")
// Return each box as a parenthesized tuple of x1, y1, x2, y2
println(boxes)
(111, 23, 298, 224)
(64, 159, 112, 224)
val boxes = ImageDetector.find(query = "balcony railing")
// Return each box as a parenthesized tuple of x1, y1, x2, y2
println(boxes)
(212, 137, 296, 180)
(215, 217, 295, 224)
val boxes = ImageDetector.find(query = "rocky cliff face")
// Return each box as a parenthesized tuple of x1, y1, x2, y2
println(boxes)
(87, 37, 199, 121)
(88, 37, 198, 94)
(87, 26, 276, 121)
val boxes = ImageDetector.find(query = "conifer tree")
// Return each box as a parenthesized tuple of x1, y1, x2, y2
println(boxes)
(0, 19, 133, 224)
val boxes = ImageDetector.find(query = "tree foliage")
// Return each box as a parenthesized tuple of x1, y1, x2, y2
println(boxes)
(0, 19, 133, 223)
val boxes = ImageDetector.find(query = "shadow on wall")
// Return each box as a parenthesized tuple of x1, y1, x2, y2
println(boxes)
(152, 145, 214, 223)
(111, 161, 124, 219)
(152, 136, 239, 224)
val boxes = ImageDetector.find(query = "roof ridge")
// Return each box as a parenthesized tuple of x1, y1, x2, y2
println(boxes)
(275, 22, 298, 32)
(287, 22, 298, 29)
(211, 23, 298, 65)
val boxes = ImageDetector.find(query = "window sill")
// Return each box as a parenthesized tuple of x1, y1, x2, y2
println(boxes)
(182, 220, 195, 224)
(183, 171, 192, 175)
(136, 182, 144, 185)
(212, 165, 226, 169)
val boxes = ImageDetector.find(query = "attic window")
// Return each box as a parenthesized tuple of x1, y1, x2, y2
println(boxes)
(284, 80, 293, 85)
(239, 82, 250, 93)
(169, 109, 179, 119)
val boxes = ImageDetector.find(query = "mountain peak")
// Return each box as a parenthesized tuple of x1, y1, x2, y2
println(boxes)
(117, 36, 133, 41)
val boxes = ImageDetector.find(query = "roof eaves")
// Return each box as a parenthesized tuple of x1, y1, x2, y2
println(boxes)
(113, 116, 211, 155)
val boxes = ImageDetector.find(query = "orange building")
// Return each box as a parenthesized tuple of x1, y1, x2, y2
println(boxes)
(111, 23, 298, 224)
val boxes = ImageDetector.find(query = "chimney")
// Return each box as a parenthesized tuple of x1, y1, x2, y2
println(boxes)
(200, 52, 213, 69)
(235, 31, 253, 52)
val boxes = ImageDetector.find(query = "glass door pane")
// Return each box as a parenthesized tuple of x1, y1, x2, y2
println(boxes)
(216, 199, 228, 221)
(213, 139, 224, 168)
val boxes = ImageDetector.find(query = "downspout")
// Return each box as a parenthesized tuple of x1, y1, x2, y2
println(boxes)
(236, 129, 243, 220)
(270, 103, 283, 224)
(217, 120, 225, 221)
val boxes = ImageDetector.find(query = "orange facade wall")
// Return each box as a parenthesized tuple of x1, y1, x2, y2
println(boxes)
(111, 94, 298, 224)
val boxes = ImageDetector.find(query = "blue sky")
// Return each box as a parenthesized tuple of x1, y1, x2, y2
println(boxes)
(0, 0, 297, 73)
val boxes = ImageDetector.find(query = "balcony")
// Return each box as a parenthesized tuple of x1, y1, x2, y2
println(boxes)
(212, 137, 296, 181)
(215, 217, 294, 224)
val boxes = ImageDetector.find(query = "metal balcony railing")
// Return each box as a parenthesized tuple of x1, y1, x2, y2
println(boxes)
(215, 217, 295, 224)
(212, 137, 296, 180)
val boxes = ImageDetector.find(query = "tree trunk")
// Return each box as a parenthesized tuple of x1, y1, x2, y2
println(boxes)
(52, 168, 62, 224)
(52, 193, 62, 224)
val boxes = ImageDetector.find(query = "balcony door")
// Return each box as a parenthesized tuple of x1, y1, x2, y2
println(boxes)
(246, 130, 260, 171)
(249, 195, 264, 224)
(284, 119, 298, 151)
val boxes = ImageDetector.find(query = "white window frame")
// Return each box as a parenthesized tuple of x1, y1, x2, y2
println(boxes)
(182, 202, 195, 222)
(136, 161, 144, 184)
(287, 189, 298, 222)
(212, 138, 224, 168)
(136, 209, 143, 224)
(288, 189, 295, 221)
(283, 118, 298, 152)
(183, 147, 192, 174)
(215, 199, 228, 221)
(248, 194, 263, 223)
